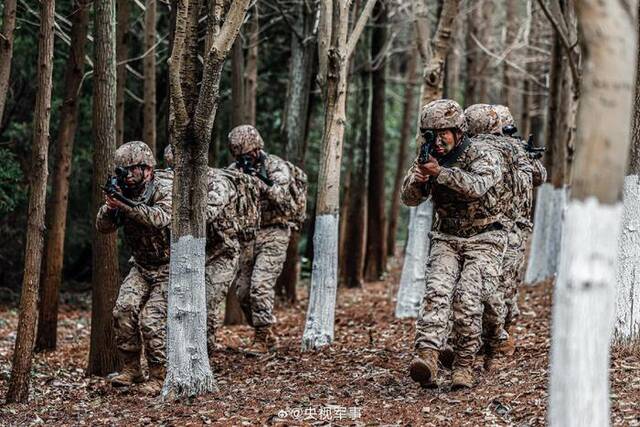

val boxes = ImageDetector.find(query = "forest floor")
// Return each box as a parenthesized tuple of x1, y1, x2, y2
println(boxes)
(1, 257, 640, 426)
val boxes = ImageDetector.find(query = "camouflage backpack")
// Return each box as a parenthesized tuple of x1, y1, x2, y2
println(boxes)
(284, 161, 308, 230)
(216, 168, 261, 241)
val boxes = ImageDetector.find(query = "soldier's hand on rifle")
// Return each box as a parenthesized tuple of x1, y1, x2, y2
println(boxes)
(415, 155, 441, 179)
(105, 193, 127, 210)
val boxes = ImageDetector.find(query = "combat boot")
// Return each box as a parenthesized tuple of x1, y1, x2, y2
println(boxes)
(139, 365, 166, 396)
(438, 346, 455, 370)
(409, 349, 439, 388)
(246, 326, 278, 355)
(451, 366, 475, 390)
(496, 331, 516, 356)
(110, 353, 145, 387)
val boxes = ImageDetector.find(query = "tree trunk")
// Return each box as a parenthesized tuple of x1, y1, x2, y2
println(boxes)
(395, 202, 433, 317)
(36, 0, 90, 352)
(5, 0, 55, 404)
(244, 4, 258, 125)
(231, 38, 245, 127)
(443, 12, 463, 103)
(387, 47, 418, 257)
(364, 0, 387, 281)
(87, 0, 121, 377)
(0, 0, 17, 123)
(341, 30, 371, 288)
(275, 0, 317, 303)
(164, 0, 250, 398)
(302, 0, 376, 351)
(464, 0, 481, 105)
(144, 0, 157, 154)
(550, 1, 636, 425)
(615, 0, 640, 348)
(502, 0, 518, 114)
(395, 0, 461, 319)
(115, 0, 129, 146)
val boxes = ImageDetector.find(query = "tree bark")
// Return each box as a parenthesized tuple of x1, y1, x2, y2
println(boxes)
(464, 0, 481, 105)
(364, 0, 388, 281)
(115, 0, 129, 146)
(275, 0, 317, 303)
(302, 0, 376, 351)
(502, 0, 518, 114)
(5, 0, 55, 404)
(244, 4, 258, 125)
(164, 0, 250, 398)
(36, 0, 90, 352)
(387, 47, 418, 257)
(616, 9, 640, 345)
(0, 0, 17, 123)
(87, 0, 121, 377)
(550, 1, 636, 425)
(144, 0, 157, 154)
(231, 38, 245, 127)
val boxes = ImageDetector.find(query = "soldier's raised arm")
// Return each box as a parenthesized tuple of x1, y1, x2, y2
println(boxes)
(96, 204, 120, 233)
(435, 144, 503, 199)
(401, 162, 431, 206)
(206, 169, 236, 223)
(122, 179, 172, 229)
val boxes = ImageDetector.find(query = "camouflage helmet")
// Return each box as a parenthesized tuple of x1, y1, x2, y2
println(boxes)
(163, 144, 174, 168)
(494, 104, 516, 128)
(228, 125, 264, 157)
(464, 104, 502, 136)
(115, 141, 156, 168)
(420, 99, 467, 132)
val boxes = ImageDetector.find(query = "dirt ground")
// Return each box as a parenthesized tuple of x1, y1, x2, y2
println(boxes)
(1, 258, 639, 426)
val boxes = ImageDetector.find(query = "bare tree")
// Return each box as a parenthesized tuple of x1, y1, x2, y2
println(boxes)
(5, 0, 55, 403)
(163, 0, 250, 398)
(276, 0, 318, 302)
(615, 0, 640, 351)
(144, 0, 157, 153)
(387, 47, 418, 257)
(244, 3, 258, 125)
(231, 38, 245, 127)
(549, 1, 636, 425)
(87, 0, 121, 377)
(115, 0, 129, 146)
(0, 0, 17, 122)
(301, 0, 377, 351)
(364, 0, 388, 281)
(36, 0, 91, 352)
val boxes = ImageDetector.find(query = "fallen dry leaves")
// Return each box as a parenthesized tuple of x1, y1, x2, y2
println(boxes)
(0, 257, 639, 426)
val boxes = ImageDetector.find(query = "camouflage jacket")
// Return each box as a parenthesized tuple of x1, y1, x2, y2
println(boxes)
(206, 167, 240, 259)
(230, 152, 293, 228)
(96, 171, 173, 269)
(401, 136, 511, 238)
(518, 156, 547, 232)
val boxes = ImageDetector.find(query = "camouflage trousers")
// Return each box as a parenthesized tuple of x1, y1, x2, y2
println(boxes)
(205, 250, 240, 349)
(112, 263, 168, 367)
(236, 226, 291, 327)
(499, 226, 528, 330)
(415, 229, 508, 366)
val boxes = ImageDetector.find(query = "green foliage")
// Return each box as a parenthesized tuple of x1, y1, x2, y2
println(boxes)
(0, 148, 26, 215)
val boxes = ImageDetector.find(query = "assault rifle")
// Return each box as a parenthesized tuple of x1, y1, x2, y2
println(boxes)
(418, 129, 437, 164)
(102, 166, 138, 208)
(236, 155, 274, 187)
(502, 125, 545, 159)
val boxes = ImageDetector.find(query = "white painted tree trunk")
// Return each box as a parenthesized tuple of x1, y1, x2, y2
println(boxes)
(395, 201, 433, 318)
(550, 199, 622, 427)
(525, 183, 567, 284)
(163, 235, 216, 398)
(302, 214, 339, 350)
(615, 175, 640, 344)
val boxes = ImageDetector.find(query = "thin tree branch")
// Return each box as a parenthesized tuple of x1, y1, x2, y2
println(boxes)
(536, 0, 580, 85)
(345, 0, 377, 59)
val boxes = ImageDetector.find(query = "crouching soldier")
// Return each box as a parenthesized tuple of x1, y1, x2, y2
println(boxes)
(96, 141, 172, 395)
(227, 125, 306, 353)
(401, 100, 511, 389)
(204, 166, 260, 352)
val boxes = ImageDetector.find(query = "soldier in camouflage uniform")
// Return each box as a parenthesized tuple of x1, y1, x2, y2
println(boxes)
(401, 100, 511, 389)
(227, 125, 294, 353)
(96, 141, 172, 396)
(464, 104, 535, 369)
(493, 105, 547, 346)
